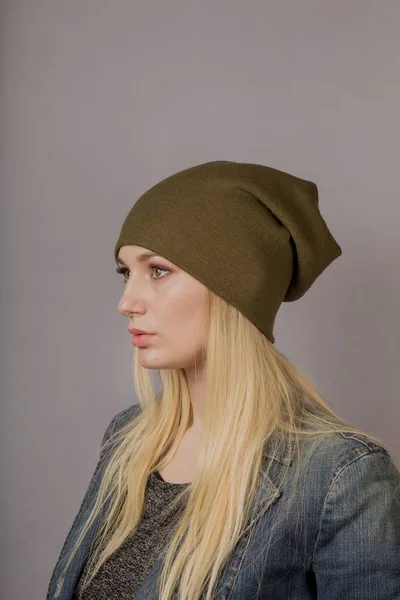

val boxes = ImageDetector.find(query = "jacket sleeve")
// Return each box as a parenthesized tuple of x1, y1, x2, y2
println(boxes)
(45, 405, 140, 600)
(312, 447, 400, 599)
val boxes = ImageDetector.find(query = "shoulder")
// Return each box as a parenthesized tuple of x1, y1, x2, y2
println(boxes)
(112, 402, 142, 429)
(295, 430, 399, 502)
(302, 429, 391, 467)
(102, 403, 142, 442)
(309, 432, 400, 579)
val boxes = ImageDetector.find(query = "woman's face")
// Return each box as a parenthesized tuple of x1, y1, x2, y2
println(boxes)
(117, 245, 209, 370)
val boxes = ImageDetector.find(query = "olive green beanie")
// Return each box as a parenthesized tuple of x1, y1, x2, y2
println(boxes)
(114, 160, 342, 343)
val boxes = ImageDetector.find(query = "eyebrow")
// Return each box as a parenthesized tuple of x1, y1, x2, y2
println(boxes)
(116, 251, 163, 266)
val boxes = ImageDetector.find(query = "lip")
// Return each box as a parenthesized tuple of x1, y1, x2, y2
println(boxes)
(128, 327, 153, 335)
(131, 333, 154, 347)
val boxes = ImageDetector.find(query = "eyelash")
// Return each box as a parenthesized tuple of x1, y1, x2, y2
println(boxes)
(115, 264, 170, 283)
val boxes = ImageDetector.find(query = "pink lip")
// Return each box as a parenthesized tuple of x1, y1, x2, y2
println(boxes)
(129, 327, 152, 335)
(131, 333, 154, 347)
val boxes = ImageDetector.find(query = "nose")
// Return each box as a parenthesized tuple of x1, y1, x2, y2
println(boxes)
(117, 270, 149, 317)
(118, 295, 137, 317)
(118, 287, 144, 317)
(118, 299, 129, 317)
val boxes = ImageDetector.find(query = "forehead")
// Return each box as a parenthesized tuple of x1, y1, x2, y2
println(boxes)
(116, 246, 166, 265)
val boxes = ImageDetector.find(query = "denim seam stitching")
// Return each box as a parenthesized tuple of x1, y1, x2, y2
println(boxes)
(338, 432, 389, 454)
(223, 521, 258, 600)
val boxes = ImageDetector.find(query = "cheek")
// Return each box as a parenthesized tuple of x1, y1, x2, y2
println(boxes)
(160, 292, 207, 336)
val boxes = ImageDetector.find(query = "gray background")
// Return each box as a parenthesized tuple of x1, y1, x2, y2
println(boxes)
(1, 1, 399, 598)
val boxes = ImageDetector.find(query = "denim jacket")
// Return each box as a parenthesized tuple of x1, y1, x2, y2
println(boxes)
(46, 403, 400, 600)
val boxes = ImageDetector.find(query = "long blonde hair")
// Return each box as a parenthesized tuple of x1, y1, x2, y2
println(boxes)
(65, 288, 384, 600)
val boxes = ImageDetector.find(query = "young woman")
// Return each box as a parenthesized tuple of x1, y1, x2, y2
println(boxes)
(46, 161, 400, 600)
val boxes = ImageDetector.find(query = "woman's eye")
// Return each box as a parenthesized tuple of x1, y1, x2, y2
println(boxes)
(149, 264, 170, 279)
(115, 264, 170, 283)
(116, 267, 129, 282)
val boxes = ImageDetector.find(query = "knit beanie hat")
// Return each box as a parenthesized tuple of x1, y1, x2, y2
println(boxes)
(114, 160, 342, 343)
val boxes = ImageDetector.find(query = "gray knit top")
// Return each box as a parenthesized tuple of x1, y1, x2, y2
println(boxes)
(74, 470, 190, 600)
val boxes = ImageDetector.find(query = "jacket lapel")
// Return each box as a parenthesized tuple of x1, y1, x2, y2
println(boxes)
(133, 448, 292, 600)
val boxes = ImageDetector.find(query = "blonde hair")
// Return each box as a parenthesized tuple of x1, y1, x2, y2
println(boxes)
(65, 289, 384, 600)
